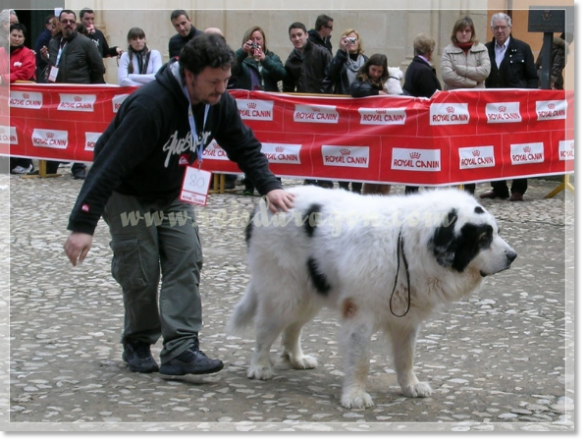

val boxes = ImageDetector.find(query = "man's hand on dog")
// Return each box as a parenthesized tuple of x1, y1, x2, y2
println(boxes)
(265, 189, 295, 213)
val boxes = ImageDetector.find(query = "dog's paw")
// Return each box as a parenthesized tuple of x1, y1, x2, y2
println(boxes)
(247, 365, 274, 380)
(401, 382, 432, 398)
(340, 390, 374, 409)
(289, 354, 318, 370)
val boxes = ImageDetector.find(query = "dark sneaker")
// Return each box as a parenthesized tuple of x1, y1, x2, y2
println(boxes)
(159, 344, 224, 375)
(72, 169, 86, 180)
(122, 340, 159, 373)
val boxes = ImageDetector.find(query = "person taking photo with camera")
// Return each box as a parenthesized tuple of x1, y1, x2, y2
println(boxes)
(232, 26, 286, 92)
(321, 29, 368, 95)
(231, 25, 286, 195)
(321, 29, 369, 193)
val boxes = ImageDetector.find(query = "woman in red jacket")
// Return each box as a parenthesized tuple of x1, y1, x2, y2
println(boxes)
(2, 23, 36, 173)
(0, 23, 36, 85)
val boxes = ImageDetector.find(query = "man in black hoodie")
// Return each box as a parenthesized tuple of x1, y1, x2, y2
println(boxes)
(64, 33, 294, 376)
(168, 9, 202, 59)
(308, 14, 333, 54)
(79, 8, 123, 60)
(283, 21, 333, 188)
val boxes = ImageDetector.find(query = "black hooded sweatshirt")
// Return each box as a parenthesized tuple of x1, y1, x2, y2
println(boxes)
(67, 59, 281, 235)
(168, 26, 202, 59)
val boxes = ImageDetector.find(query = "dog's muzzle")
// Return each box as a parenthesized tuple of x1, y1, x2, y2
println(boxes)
(480, 249, 517, 277)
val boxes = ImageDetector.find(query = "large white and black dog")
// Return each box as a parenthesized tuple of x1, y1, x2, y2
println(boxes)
(228, 186, 516, 409)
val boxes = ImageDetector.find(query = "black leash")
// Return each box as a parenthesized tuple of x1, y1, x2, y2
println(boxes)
(389, 230, 411, 317)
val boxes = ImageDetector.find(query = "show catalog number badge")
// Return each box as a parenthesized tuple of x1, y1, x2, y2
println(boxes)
(180, 165, 212, 206)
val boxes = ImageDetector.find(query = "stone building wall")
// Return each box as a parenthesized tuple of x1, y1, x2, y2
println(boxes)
(64, 1, 573, 90)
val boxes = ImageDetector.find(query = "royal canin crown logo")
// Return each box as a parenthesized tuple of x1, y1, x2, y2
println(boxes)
(472, 150, 481, 156)
(547, 103, 555, 109)
(311, 107, 321, 112)
(340, 149, 351, 155)
(523, 146, 531, 153)
(23, 93, 29, 99)
(74, 96, 82, 102)
(376, 109, 386, 114)
(410, 152, 421, 159)
(446, 106, 455, 113)
(47, 132, 54, 138)
(275, 146, 285, 152)
(498, 106, 507, 112)
(247, 102, 256, 109)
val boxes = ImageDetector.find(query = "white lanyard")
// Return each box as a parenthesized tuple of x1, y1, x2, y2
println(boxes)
(183, 86, 209, 167)
(56, 40, 67, 67)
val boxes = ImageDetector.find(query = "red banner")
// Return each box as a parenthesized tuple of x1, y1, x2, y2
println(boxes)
(1, 84, 574, 185)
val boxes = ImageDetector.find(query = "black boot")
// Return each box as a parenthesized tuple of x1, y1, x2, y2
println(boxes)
(122, 339, 159, 373)
(159, 335, 224, 375)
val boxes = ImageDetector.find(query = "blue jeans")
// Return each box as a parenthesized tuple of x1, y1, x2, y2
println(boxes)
(102, 192, 203, 363)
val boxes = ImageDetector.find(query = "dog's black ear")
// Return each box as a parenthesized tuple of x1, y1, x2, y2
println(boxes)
(430, 209, 458, 268)
(433, 243, 456, 267)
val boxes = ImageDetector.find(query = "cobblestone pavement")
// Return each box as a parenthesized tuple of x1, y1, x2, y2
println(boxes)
(0, 169, 575, 432)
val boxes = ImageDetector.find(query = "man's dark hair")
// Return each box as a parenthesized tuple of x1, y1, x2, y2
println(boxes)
(59, 10, 77, 21)
(44, 14, 56, 25)
(315, 14, 333, 31)
(179, 33, 234, 77)
(288, 22, 307, 34)
(171, 9, 189, 21)
(79, 8, 93, 19)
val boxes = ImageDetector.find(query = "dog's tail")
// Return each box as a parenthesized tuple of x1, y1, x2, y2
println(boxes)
(227, 283, 258, 335)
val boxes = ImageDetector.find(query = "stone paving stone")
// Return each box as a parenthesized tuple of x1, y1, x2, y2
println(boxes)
(0, 170, 575, 432)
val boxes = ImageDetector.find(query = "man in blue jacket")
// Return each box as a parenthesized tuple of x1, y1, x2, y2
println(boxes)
(34, 14, 55, 83)
(480, 12, 539, 202)
(63, 33, 294, 377)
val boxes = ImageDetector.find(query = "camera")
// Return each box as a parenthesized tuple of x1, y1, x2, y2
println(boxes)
(250, 42, 259, 50)
(346, 37, 356, 44)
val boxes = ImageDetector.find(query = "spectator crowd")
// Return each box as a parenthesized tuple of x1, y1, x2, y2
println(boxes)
(1, 8, 569, 201)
